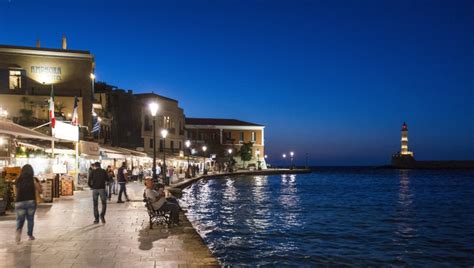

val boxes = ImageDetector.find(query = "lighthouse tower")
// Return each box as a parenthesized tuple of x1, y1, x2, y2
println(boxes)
(400, 122, 413, 156)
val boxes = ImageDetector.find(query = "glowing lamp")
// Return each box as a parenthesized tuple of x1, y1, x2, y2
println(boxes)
(148, 102, 159, 117)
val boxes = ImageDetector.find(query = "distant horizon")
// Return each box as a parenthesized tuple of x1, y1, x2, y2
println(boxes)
(1, 0, 472, 165)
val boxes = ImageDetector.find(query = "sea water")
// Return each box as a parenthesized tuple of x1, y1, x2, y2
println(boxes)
(180, 168, 474, 266)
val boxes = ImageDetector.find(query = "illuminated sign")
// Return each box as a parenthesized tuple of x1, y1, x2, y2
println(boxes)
(31, 65, 62, 82)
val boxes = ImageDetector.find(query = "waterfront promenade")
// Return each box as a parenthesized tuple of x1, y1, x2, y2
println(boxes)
(0, 182, 219, 268)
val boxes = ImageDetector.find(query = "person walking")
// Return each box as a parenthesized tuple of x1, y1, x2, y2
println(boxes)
(117, 162, 130, 203)
(106, 165, 115, 200)
(15, 164, 42, 242)
(88, 162, 108, 224)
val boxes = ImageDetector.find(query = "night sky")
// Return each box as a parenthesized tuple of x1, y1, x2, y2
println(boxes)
(1, 0, 473, 165)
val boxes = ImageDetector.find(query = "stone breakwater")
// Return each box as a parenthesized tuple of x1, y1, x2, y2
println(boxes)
(170, 168, 312, 191)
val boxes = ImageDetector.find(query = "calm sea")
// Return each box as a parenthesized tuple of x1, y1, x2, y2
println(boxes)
(180, 168, 474, 266)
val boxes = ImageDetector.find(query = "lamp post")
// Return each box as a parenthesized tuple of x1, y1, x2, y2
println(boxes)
(148, 102, 159, 181)
(228, 148, 233, 173)
(90, 73, 95, 95)
(264, 154, 268, 169)
(161, 129, 168, 184)
(185, 140, 191, 178)
(202, 146, 207, 175)
(290, 151, 294, 170)
(282, 154, 287, 169)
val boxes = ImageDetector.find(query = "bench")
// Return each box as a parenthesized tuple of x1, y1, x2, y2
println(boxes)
(143, 198, 171, 229)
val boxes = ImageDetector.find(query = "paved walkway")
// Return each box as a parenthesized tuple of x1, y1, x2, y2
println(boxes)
(0, 182, 219, 268)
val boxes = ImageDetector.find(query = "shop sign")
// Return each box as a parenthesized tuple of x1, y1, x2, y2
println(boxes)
(54, 121, 79, 141)
(79, 141, 100, 157)
(31, 65, 62, 82)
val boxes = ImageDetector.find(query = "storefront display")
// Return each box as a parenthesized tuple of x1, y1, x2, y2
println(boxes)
(60, 175, 74, 196)
(40, 179, 53, 203)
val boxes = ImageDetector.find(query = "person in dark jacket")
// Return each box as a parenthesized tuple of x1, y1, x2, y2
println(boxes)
(117, 162, 130, 203)
(88, 162, 108, 224)
(15, 164, 42, 242)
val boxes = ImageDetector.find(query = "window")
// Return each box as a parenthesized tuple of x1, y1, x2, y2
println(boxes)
(163, 116, 171, 128)
(149, 138, 154, 148)
(251, 132, 256, 142)
(144, 115, 151, 131)
(179, 141, 182, 150)
(240, 132, 244, 142)
(9, 70, 22, 89)
(170, 141, 174, 152)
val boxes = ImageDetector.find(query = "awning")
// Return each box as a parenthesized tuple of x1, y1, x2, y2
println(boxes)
(0, 120, 54, 141)
(100, 145, 150, 159)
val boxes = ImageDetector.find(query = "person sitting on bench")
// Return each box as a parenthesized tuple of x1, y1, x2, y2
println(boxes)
(144, 178, 180, 225)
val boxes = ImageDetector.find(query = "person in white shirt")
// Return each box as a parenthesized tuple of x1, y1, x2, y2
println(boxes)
(144, 179, 180, 225)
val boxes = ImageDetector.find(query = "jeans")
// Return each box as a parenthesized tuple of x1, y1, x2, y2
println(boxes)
(15, 200, 36, 236)
(106, 182, 115, 199)
(92, 189, 107, 220)
(161, 202, 180, 224)
(118, 183, 128, 201)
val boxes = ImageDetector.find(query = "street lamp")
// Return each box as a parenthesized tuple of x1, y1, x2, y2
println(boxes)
(148, 102, 159, 181)
(227, 148, 233, 173)
(202, 145, 207, 175)
(282, 154, 287, 169)
(161, 129, 168, 184)
(185, 140, 191, 178)
(90, 73, 95, 93)
(290, 151, 294, 170)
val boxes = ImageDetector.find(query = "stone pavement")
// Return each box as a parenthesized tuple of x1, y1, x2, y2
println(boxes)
(0, 182, 219, 268)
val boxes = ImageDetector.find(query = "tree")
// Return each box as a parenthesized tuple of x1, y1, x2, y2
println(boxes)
(20, 96, 29, 109)
(19, 109, 33, 124)
(239, 142, 253, 169)
(55, 102, 66, 113)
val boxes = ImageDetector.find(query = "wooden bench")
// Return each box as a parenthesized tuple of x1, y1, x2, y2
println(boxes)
(143, 198, 171, 229)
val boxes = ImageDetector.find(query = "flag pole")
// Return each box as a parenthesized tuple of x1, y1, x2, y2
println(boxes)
(51, 83, 55, 161)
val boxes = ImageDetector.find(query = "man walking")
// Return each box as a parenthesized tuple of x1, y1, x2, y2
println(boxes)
(117, 162, 130, 203)
(87, 162, 108, 224)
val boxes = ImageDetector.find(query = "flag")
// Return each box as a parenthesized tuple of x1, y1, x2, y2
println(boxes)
(92, 118, 100, 133)
(71, 96, 78, 126)
(49, 87, 55, 128)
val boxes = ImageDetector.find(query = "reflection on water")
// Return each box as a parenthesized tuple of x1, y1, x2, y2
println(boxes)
(278, 174, 301, 228)
(393, 170, 418, 263)
(182, 169, 474, 266)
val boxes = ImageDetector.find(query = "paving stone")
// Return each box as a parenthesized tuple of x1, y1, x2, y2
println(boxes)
(0, 182, 219, 267)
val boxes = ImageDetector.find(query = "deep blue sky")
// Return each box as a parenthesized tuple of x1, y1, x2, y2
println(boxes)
(1, 0, 473, 165)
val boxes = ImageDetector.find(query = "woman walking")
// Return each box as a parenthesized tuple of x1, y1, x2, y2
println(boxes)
(15, 164, 42, 242)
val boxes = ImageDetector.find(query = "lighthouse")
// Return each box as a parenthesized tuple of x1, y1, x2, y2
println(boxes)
(400, 122, 413, 156)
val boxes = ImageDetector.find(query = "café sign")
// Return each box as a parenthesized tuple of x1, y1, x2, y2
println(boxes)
(31, 65, 62, 82)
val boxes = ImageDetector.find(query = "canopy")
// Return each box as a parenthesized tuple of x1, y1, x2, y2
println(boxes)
(0, 120, 54, 141)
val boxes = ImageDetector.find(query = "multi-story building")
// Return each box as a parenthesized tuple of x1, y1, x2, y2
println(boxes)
(93, 82, 142, 148)
(0, 40, 95, 131)
(136, 93, 186, 157)
(185, 118, 266, 168)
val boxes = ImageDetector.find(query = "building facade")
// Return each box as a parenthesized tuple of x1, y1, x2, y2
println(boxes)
(93, 82, 142, 148)
(0, 43, 95, 130)
(185, 118, 266, 168)
(136, 93, 186, 157)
